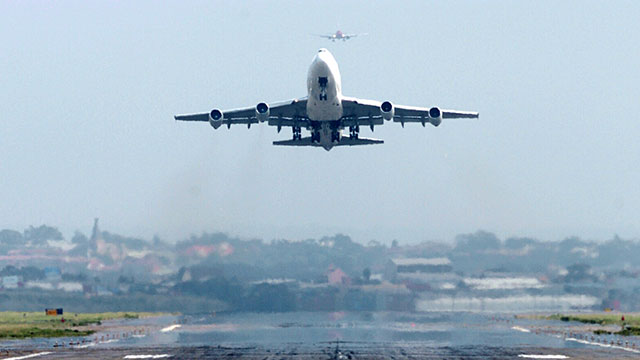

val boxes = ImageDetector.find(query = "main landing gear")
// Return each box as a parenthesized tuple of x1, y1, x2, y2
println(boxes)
(292, 126, 302, 141)
(349, 126, 359, 140)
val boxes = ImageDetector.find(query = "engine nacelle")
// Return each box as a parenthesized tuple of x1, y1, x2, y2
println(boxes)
(209, 109, 223, 129)
(429, 107, 442, 126)
(255, 102, 269, 122)
(380, 101, 394, 121)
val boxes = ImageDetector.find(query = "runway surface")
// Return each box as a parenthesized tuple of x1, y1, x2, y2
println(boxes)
(1, 312, 639, 359)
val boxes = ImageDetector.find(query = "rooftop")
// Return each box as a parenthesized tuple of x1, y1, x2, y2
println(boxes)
(392, 257, 451, 266)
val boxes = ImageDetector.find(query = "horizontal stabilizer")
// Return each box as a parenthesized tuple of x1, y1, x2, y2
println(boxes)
(273, 136, 383, 147)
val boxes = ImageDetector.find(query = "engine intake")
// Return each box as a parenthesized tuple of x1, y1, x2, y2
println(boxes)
(380, 101, 394, 121)
(209, 109, 223, 129)
(255, 102, 270, 122)
(429, 107, 442, 126)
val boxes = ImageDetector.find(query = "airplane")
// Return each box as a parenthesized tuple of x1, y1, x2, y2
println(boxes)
(174, 49, 479, 151)
(314, 30, 366, 42)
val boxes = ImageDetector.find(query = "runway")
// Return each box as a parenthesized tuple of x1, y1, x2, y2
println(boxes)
(1, 312, 639, 359)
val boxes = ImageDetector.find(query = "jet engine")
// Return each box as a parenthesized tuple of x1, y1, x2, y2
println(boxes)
(380, 101, 394, 121)
(429, 107, 442, 126)
(255, 102, 270, 122)
(209, 109, 223, 129)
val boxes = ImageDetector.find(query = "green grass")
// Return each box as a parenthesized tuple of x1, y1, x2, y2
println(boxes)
(519, 313, 640, 337)
(545, 313, 640, 327)
(0, 311, 167, 339)
(0, 327, 94, 339)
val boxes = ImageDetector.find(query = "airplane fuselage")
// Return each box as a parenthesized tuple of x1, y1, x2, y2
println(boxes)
(306, 49, 344, 150)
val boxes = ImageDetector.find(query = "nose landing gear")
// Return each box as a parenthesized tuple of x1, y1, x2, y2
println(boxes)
(311, 130, 320, 143)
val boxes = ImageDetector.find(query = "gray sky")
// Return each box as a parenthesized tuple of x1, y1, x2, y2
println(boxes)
(1, 1, 639, 244)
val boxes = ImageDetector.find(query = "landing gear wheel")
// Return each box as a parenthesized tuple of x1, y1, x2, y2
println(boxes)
(349, 126, 359, 140)
(292, 126, 302, 141)
(331, 130, 340, 143)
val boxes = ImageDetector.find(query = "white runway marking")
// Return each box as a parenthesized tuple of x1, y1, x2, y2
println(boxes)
(160, 324, 181, 332)
(123, 355, 172, 359)
(518, 355, 568, 359)
(565, 337, 640, 353)
(512, 326, 531, 333)
(2, 352, 52, 360)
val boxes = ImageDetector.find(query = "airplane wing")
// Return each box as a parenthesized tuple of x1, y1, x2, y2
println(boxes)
(312, 34, 334, 39)
(341, 96, 478, 127)
(175, 98, 309, 129)
(343, 33, 367, 39)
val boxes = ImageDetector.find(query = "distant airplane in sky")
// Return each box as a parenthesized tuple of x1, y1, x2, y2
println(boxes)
(314, 30, 366, 41)
(175, 49, 478, 151)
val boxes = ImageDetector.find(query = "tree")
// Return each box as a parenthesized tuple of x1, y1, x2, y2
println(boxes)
(504, 237, 538, 249)
(0, 230, 23, 246)
(23, 225, 63, 246)
(71, 231, 88, 245)
(454, 231, 501, 252)
(362, 267, 371, 282)
(565, 263, 595, 283)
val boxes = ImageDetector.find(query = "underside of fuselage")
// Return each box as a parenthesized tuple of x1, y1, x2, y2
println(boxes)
(301, 49, 351, 150)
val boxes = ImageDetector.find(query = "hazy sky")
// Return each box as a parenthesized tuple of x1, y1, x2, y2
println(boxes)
(1, 1, 639, 244)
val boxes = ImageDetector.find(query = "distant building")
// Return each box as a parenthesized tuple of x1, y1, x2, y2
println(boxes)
(328, 267, 350, 286)
(386, 258, 457, 291)
(25, 281, 54, 291)
(96, 285, 113, 296)
(44, 267, 62, 282)
(389, 258, 453, 274)
(462, 276, 545, 291)
(2, 275, 20, 289)
(58, 282, 83, 292)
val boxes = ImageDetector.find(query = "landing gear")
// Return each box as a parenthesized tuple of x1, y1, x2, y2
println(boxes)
(292, 126, 302, 141)
(311, 131, 320, 143)
(331, 129, 340, 143)
(349, 126, 359, 139)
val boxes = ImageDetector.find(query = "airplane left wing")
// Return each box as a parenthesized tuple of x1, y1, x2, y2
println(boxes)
(341, 96, 478, 127)
(175, 98, 309, 129)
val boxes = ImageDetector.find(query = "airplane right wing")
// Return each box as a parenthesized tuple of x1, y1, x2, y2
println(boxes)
(343, 33, 367, 39)
(175, 98, 309, 130)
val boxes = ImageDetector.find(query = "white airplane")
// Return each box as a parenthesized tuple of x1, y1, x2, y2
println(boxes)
(175, 49, 478, 151)
(314, 30, 366, 42)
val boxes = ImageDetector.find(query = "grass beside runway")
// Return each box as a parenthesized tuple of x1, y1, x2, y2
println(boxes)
(0, 312, 165, 339)
(519, 313, 640, 336)
(545, 313, 640, 327)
